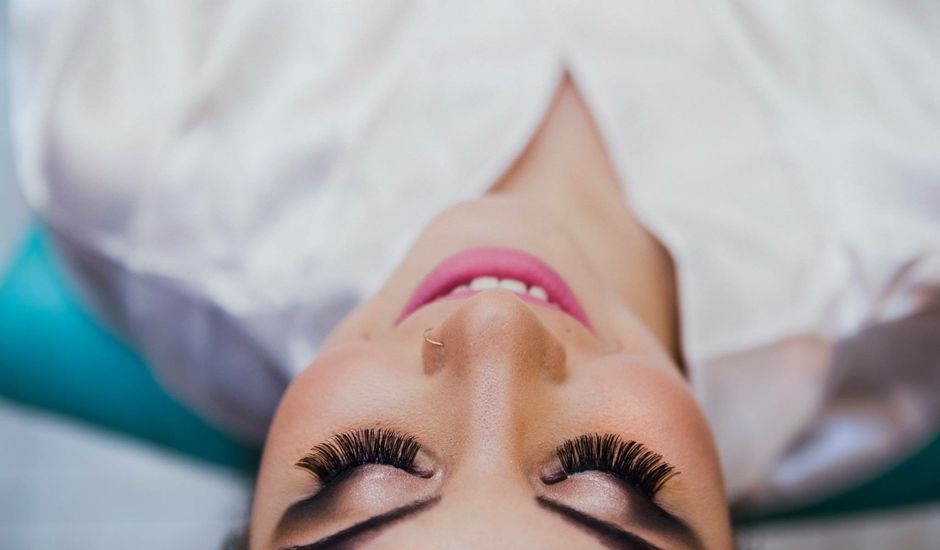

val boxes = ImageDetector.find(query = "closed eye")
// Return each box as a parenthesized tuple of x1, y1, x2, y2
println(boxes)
(546, 433, 679, 499)
(295, 428, 430, 486)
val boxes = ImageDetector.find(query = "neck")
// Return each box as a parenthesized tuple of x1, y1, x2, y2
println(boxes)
(486, 78, 681, 364)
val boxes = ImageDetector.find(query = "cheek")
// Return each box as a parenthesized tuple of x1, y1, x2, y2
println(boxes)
(560, 361, 731, 539)
(565, 358, 724, 487)
(277, 358, 372, 427)
(261, 349, 394, 469)
(254, 347, 429, 528)
(275, 348, 421, 441)
(607, 379, 699, 439)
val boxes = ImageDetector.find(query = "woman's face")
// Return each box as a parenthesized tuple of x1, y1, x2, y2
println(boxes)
(251, 198, 732, 549)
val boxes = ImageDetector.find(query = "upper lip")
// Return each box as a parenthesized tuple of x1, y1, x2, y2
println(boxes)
(396, 247, 593, 330)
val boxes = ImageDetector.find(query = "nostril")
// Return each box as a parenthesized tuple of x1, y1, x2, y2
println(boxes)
(423, 327, 445, 347)
(421, 325, 447, 375)
(430, 291, 568, 383)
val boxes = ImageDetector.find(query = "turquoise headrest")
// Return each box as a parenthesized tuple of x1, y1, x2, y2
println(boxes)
(0, 225, 259, 473)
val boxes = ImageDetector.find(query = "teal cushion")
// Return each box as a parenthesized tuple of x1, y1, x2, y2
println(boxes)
(0, 225, 259, 472)
(737, 433, 940, 525)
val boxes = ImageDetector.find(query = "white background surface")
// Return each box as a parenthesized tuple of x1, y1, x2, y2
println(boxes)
(0, 400, 251, 550)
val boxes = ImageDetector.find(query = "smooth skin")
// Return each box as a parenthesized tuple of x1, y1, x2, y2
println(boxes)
(250, 77, 733, 549)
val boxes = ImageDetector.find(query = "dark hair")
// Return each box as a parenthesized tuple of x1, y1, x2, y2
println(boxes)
(222, 528, 249, 550)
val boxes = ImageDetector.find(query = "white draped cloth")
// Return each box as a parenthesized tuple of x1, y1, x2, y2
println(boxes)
(11, 0, 940, 511)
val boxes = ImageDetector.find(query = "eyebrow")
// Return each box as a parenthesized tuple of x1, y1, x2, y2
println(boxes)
(537, 496, 702, 549)
(278, 496, 441, 549)
(277, 495, 700, 550)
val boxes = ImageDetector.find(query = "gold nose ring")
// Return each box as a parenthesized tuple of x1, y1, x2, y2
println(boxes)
(423, 327, 444, 348)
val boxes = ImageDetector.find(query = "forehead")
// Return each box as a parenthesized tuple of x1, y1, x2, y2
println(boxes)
(358, 493, 603, 549)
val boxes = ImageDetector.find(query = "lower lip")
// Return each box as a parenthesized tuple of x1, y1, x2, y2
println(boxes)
(396, 247, 592, 329)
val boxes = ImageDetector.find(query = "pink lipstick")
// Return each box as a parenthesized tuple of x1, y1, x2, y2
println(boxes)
(396, 247, 592, 329)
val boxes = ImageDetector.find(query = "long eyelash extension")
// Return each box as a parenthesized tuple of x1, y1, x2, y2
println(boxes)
(556, 433, 679, 498)
(296, 428, 421, 485)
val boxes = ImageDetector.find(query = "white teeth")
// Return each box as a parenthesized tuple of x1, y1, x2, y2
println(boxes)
(528, 285, 549, 301)
(498, 278, 527, 293)
(469, 276, 499, 290)
(458, 277, 549, 301)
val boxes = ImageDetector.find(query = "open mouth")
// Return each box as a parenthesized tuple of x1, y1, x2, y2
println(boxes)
(396, 247, 592, 330)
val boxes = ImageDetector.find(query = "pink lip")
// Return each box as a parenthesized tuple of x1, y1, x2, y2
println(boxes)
(396, 247, 593, 329)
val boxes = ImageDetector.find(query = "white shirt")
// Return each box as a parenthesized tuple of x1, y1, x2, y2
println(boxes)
(11, 0, 940, 511)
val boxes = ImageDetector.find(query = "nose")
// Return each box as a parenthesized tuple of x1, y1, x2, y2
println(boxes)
(425, 289, 567, 469)
(432, 289, 568, 381)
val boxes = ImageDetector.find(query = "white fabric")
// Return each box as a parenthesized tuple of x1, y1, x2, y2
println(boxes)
(10, 0, 940, 509)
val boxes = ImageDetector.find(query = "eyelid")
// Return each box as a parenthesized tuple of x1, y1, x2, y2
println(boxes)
(538, 437, 698, 547)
